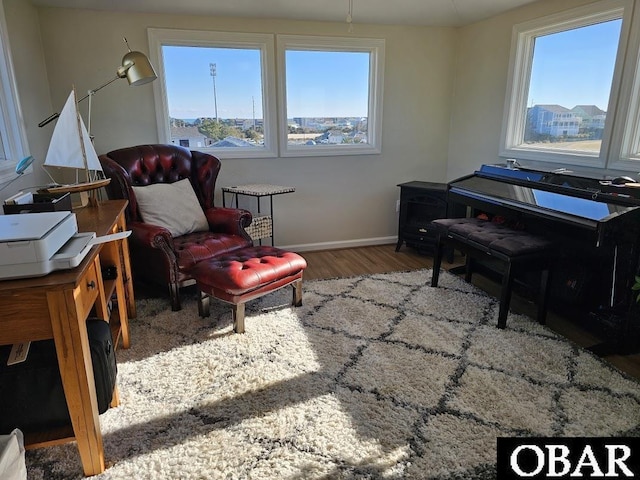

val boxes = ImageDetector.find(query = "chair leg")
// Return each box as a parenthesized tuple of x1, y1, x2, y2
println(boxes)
(537, 268, 551, 325)
(233, 303, 246, 333)
(431, 234, 444, 287)
(169, 283, 181, 311)
(445, 245, 455, 264)
(464, 254, 474, 283)
(198, 290, 210, 318)
(395, 236, 404, 252)
(497, 262, 513, 329)
(292, 279, 303, 307)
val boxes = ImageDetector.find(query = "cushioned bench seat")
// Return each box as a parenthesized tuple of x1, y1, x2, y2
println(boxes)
(430, 218, 555, 328)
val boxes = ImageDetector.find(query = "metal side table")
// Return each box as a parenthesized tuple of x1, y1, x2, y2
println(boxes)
(222, 184, 295, 245)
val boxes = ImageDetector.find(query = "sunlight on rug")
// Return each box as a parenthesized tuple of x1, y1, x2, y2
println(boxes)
(24, 270, 640, 479)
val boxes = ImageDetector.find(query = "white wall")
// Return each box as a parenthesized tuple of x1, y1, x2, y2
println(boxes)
(2, 0, 53, 196)
(32, 8, 457, 250)
(446, 0, 604, 182)
(6, 1, 599, 248)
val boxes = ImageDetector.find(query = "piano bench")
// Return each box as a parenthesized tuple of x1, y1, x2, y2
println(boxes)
(430, 218, 555, 329)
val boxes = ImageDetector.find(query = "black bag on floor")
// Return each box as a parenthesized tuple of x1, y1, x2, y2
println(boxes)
(86, 318, 118, 414)
(0, 318, 117, 434)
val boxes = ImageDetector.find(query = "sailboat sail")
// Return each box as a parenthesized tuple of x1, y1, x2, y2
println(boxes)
(43, 90, 103, 180)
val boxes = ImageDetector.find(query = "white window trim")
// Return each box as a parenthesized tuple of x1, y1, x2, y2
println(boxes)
(147, 28, 278, 159)
(499, 0, 634, 171)
(0, 0, 29, 182)
(610, 1, 640, 170)
(276, 35, 385, 157)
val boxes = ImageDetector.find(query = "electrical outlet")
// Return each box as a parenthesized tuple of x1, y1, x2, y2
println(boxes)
(396, 200, 401, 212)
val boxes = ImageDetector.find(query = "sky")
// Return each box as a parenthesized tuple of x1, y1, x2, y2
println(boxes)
(162, 45, 370, 120)
(163, 46, 263, 120)
(285, 50, 369, 118)
(527, 18, 622, 111)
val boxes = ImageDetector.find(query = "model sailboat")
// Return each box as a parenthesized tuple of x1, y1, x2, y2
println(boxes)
(39, 88, 110, 206)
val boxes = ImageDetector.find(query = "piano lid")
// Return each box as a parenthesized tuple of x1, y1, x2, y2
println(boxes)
(477, 163, 640, 199)
(449, 174, 640, 228)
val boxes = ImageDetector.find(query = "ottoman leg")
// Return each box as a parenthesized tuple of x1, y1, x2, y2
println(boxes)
(233, 303, 246, 334)
(198, 290, 210, 318)
(292, 279, 303, 307)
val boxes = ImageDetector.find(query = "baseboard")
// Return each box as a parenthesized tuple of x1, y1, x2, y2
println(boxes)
(279, 236, 397, 253)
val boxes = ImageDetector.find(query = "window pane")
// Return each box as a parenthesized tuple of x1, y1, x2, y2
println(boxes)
(285, 50, 370, 147)
(162, 45, 265, 150)
(0, 7, 29, 180)
(522, 19, 622, 155)
(0, 130, 7, 161)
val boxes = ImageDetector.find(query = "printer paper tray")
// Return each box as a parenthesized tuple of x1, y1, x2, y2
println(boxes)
(51, 232, 96, 268)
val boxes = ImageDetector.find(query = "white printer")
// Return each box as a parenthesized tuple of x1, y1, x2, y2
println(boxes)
(0, 211, 95, 280)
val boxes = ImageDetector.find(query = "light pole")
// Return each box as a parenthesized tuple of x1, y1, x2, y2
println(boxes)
(209, 62, 218, 122)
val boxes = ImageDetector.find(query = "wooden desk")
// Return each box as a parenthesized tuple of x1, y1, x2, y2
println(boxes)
(75, 200, 136, 325)
(0, 199, 134, 476)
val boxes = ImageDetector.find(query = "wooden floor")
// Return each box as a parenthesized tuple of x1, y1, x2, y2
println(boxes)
(302, 244, 640, 380)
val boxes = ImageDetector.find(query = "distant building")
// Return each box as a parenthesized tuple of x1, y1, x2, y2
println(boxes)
(241, 118, 263, 130)
(352, 131, 367, 143)
(314, 129, 345, 144)
(327, 130, 345, 144)
(527, 104, 580, 137)
(571, 104, 606, 133)
(210, 136, 256, 148)
(170, 125, 212, 148)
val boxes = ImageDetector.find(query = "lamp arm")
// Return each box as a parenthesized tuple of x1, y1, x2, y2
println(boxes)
(38, 113, 61, 128)
(38, 71, 127, 128)
(78, 73, 124, 102)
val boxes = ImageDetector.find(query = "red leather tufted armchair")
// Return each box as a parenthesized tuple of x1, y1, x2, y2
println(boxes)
(99, 144, 253, 311)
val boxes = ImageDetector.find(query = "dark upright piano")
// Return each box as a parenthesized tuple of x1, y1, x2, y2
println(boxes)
(446, 164, 640, 353)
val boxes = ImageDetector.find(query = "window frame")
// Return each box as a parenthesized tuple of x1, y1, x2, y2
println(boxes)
(147, 28, 278, 159)
(276, 34, 385, 157)
(0, 0, 30, 183)
(610, 2, 640, 170)
(500, 0, 635, 171)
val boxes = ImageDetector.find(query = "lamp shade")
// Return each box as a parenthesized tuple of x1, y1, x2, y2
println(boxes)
(121, 50, 157, 86)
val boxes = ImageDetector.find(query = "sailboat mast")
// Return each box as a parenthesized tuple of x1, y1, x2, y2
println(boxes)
(72, 85, 90, 182)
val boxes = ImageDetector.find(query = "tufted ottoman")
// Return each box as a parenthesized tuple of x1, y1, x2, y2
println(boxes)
(188, 246, 307, 333)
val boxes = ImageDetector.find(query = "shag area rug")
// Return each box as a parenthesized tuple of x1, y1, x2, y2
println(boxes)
(25, 269, 640, 479)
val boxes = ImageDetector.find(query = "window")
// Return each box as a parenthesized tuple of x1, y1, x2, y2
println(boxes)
(0, 0, 29, 183)
(277, 35, 385, 156)
(148, 29, 277, 158)
(617, 30, 640, 165)
(501, 0, 640, 171)
(148, 29, 385, 159)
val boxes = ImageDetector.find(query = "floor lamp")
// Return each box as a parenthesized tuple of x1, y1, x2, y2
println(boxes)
(37, 38, 156, 206)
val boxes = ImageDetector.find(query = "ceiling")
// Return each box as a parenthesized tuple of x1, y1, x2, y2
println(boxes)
(30, 0, 540, 27)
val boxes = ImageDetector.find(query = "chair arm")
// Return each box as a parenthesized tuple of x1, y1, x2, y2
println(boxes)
(204, 207, 253, 238)
(129, 221, 175, 251)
